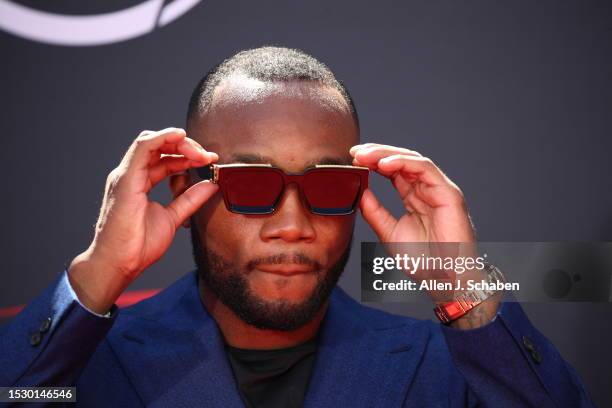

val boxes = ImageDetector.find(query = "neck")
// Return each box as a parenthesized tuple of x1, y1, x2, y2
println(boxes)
(199, 280, 327, 350)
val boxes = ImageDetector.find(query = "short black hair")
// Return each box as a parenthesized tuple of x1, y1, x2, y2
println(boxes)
(186, 46, 359, 130)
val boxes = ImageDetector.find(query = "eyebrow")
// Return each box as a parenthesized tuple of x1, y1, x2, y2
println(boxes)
(224, 153, 352, 169)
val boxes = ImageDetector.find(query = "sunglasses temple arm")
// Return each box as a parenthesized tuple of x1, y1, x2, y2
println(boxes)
(194, 164, 216, 182)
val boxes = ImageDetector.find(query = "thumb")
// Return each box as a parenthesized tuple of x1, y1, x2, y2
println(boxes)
(166, 181, 219, 229)
(360, 188, 397, 242)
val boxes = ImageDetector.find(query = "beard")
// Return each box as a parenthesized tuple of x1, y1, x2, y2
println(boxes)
(190, 221, 353, 331)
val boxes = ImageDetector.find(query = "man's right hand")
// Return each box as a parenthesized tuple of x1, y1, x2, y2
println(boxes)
(68, 128, 218, 314)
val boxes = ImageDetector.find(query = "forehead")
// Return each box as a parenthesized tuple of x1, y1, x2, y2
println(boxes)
(190, 77, 358, 172)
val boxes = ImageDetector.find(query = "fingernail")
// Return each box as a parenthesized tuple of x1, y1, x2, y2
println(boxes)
(379, 156, 396, 164)
(349, 145, 363, 155)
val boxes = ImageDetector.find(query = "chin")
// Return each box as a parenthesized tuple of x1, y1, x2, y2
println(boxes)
(247, 272, 319, 303)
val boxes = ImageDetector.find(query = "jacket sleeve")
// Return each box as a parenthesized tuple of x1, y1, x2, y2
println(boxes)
(441, 301, 595, 407)
(0, 271, 118, 387)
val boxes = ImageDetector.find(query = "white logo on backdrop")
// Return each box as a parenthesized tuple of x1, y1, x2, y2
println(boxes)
(0, 0, 203, 46)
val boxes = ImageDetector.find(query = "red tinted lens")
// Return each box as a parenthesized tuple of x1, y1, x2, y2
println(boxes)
(303, 170, 362, 214)
(222, 169, 284, 213)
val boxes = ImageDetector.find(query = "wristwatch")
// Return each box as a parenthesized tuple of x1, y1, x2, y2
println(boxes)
(433, 263, 505, 324)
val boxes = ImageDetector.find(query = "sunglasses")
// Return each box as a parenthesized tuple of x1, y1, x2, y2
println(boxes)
(191, 163, 369, 215)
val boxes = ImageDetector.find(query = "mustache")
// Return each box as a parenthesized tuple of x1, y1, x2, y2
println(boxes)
(247, 253, 322, 271)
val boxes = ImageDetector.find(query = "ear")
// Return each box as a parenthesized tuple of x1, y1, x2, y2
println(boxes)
(169, 172, 193, 228)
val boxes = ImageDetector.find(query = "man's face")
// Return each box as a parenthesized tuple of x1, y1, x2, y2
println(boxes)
(187, 77, 359, 331)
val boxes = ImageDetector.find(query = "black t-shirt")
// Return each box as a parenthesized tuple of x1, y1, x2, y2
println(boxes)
(225, 339, 317, 408)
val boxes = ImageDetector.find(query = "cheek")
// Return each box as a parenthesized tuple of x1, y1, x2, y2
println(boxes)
(194, 192, 259, 263)
(313, 215, 355, 261)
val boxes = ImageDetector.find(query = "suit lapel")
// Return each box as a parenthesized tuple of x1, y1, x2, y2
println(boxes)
(107, 273, 430, 407)
(305, 289, 430, 407)
(107, 272, 244, 407)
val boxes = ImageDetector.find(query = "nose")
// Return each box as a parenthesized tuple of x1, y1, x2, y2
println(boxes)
(259, 184, 316, 243)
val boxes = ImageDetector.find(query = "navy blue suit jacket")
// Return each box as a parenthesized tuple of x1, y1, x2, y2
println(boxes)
(0, 270, 594, 407)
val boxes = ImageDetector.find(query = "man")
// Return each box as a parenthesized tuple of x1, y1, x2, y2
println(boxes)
(0, 47, 593, 407)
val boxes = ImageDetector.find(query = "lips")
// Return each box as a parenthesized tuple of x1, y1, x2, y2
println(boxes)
(255, 264, 316, 276)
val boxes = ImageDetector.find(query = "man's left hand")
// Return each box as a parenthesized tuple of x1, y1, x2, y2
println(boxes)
(350, 143, 500, 329)
(350, 143, 475, 244)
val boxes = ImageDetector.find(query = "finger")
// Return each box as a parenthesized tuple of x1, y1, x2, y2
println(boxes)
(350, 143, 421, 158)
(393, 175, 433, 214)
(153, 139, 217, 164)
(139, 130, 160, 164)
(123, 128, 185, 169)
(154, 137, 209, 156)
(125, 128, 209, 171)
(177, 137, 218, 162)
(391, 175, 418, 213)
(166, 181, 219, 229)
(350, 143, 379, 155)
(354, 145, 422, 169)
(359, 189, 398, 242)
(148, 155, 209, 187)
(377, 154, 447, 186)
